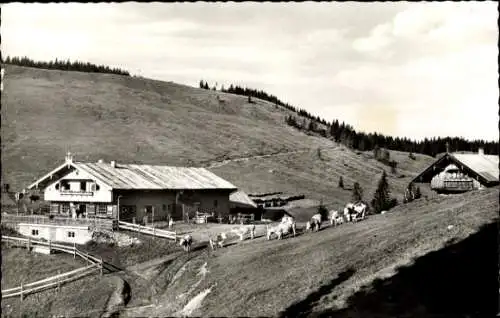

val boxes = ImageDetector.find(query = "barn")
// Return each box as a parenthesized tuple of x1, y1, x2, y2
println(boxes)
(411, 148, 499, 194)
(26, 152, 238, 223)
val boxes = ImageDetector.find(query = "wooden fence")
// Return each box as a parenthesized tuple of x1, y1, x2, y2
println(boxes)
(118, 221, 177, 241)
(1, 214, 117, 231)
(1, 236, 103, 300)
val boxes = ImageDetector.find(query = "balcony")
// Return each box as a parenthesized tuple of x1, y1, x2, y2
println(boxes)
(59, 190, 94, 196)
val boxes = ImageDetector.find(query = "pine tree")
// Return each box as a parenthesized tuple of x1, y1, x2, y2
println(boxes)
(199, 80, 204, 89)
(371, 171, 392, 213)
(318, 199, 328, 221)
(338, 176, 344, 189)
(352, 182, 363, 203)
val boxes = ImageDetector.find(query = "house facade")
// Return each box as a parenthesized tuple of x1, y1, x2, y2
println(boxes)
(411, 148, 499, 194)
(27, 153, 238, 223)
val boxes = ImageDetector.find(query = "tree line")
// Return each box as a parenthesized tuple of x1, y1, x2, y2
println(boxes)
(199, 80, 498, 157)
(3, 56, 130, 76)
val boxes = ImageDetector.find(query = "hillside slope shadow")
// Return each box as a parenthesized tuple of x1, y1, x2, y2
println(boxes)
(279, 268, 356, 318)
(317, 221, 499, 318)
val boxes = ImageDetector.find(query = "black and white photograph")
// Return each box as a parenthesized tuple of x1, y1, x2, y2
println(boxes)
(1, 2, 498, 317)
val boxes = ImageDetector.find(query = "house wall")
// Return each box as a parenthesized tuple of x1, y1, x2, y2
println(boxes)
(116, 189, 233, 222)
(18, 223, 93, 245)
(44, 169, 113, 203)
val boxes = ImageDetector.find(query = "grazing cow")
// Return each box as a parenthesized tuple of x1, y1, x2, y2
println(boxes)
(231, 224, 256, 241)
(328, 210, 344, 226)
(310, 213, 322, 232)
(351, 203, 367, 222)
(179, 234, 193, 252)
(344, 203, 355, 222)
(209, 232, 227, 250)
(267, 219, 296, 240)
(331, 212, 345, 227)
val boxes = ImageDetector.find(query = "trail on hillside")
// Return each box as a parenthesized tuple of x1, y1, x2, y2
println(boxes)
(204, 146, 340, 169)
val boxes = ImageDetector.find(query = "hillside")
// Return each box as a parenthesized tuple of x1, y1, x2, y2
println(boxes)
(3, 187, 497, 317)
(1, 65, 436, 216)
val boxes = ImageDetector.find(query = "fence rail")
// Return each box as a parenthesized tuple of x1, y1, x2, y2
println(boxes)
(1, 214, 117, 231)
(1, 235, 103, 300)
(118, 221, 177, 241)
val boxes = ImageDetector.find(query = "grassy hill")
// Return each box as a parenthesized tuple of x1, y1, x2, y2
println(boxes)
(1, 65, 436, 217)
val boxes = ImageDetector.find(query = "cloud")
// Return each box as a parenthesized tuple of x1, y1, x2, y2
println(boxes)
(1, 2, 498, 140)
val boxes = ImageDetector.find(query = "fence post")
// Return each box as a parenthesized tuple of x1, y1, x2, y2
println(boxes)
(153, 225, 155, 239)
(73, 242, 76, 259)
(49, 239, 52, 253)
(27, 237, 31, 252)
(57, 270, 61, 293)
(100, 257, 103, 276)
(20, 282, 24, 301)
(86, 252, 89, 265)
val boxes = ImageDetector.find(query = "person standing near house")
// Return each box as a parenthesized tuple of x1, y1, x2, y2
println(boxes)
(70, 203, 77, 219)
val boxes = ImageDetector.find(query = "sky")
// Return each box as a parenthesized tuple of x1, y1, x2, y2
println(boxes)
(1, 2, 498, 141)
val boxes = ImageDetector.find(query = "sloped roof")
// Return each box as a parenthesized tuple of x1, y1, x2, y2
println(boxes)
(451, 154, 499, 182)
(412, 152, 499, 184)
(29, 161, 238, 191)
(229, 190, 258, 208)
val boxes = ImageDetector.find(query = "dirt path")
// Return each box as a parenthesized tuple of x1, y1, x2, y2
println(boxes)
(204, 145, 340, 169)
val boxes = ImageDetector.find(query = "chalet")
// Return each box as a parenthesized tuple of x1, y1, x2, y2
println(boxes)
(26, 152, 238, 223)
(411, 148, 499, 194)
(229, 190, 261, 222)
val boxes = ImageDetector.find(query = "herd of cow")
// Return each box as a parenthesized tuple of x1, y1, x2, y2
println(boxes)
(178, 202, 368, 252)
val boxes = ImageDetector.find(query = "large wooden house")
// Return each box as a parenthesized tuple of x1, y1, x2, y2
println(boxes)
(27, 153, 238, 223)
(411, 148, 499, 194)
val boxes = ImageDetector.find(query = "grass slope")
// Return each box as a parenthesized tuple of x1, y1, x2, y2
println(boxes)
(138, 187, 498, 317)
(2, 65, 435, 219)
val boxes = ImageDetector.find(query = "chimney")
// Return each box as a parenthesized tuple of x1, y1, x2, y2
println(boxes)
(478, 147, 484, 155)
(110, 160, 116, 168)
(98, 159, 104, 163)
(65, 151, 73, 164)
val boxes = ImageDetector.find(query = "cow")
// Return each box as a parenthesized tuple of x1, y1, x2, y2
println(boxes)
(231, 224, 256, 241)
(344, 203, 355, 222)
(351, 202, 367, 222)
(310, 213, 322, 232)
(328, 210, 344, 226)
(179, 234, 193, 252)
(168, 218, 174, 229)
(267, 219, 296, 240)
(209, 232, 227, 250)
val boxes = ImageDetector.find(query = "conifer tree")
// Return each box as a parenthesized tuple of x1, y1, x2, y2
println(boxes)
(352, 182, 363, 203)
(338, 176, 344, 189)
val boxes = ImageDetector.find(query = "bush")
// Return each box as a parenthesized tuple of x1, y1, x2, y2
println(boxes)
(338, 176, 344, 189)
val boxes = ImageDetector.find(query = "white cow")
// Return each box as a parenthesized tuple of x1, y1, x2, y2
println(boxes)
(351, 202, 367, 222)
(208, 232, 227, 250)
(328, 210, 344, 226)
(267, 218, 296, 240)
(344, 203, 355, 222)
(310, 213, 322, 232)
(179, 234, 193, 252)
(231, 224, 256, 241)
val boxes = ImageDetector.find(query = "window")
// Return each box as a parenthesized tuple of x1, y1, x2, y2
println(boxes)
(90, 183, 96, 192)
(61, 203, 70, 215)
(214, 200, 218, 208)
(80, 181, 86, 191)
(32, 229, 39, 236)
(55, 183, 60, 190)
(145, 205, 153, 214)
(97, 204, 107, 215)
(96, 184, 100, 191)
(68, 231, 75, 238)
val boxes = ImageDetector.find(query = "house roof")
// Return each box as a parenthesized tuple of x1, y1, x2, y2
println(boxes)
(229, 190, 258, 208)
(451, 154, 498, 182)
(28, 161, 238, 191)
(412, 152, 499, 184)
